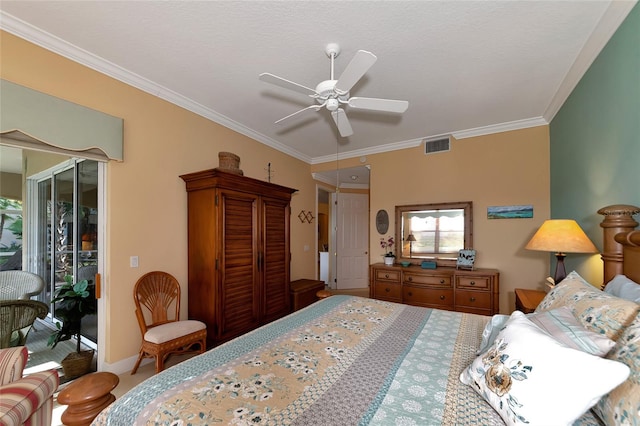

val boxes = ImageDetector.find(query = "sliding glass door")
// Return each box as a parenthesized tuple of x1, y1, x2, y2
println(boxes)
(30, 159, 99, 344)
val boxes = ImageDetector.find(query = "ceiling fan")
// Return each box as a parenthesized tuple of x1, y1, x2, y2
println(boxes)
(259, 43, 409, 137)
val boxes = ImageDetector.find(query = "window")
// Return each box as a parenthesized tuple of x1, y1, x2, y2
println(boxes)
(395, 202, 472, 266)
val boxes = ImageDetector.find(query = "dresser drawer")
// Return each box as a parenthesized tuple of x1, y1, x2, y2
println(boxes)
(373, 282, 402, 301)
(455, 290, 492, 309)
(456, 276, 490, 290)
(404, 273, 451, 287)
(375, 269, 401, 282)
(403, 286, 453, 308)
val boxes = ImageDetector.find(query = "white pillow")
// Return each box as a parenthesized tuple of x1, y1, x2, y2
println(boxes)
(477, 307, 615, 356)
(604, 274, 640, 302)
(461, 311, 630, 426)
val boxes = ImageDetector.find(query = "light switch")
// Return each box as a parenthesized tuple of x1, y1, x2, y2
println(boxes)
(130, 256, 139, 268)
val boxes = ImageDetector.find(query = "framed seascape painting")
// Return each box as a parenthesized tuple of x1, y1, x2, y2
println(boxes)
(487, 205, 533, 219)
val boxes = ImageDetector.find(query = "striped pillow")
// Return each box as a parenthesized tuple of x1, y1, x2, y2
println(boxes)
(529, 306, 616, 356)
(478, 306, 616, 356)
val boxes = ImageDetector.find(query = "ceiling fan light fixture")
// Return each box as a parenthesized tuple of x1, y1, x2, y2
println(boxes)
(326, 98, 339, 111)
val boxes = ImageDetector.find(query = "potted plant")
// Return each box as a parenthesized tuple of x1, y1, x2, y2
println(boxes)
(380, 236, 395, 265)
(48, 274, 97, 378)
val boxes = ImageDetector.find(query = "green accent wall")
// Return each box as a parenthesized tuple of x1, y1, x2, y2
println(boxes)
(550, 4, 640, 259)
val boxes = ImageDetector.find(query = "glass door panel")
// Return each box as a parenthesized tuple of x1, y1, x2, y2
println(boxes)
(76, 160, 98, 343)
(35, 179, 52, 308)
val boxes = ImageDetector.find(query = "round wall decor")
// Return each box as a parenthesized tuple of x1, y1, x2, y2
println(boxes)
(376, 209, 389, 234)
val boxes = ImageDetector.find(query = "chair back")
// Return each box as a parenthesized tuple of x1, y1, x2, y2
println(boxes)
(0, 300, 49, 349)
(133, 271, 181, 335)
(0, 271, 45, 300)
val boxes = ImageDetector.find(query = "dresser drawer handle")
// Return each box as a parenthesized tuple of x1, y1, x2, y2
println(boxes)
(470, 297, 476, 302)
(470, 281, 476, 286)
(408, 291, 413, 297)
(439, 279, 445, 284)
(385, 287, 390, 292)
(408, 276, 413, 282)
(439, 295, 445, 300)
(385, 274, 390, 279)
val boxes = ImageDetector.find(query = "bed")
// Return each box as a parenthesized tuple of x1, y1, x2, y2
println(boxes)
(94, 205, 640, 425)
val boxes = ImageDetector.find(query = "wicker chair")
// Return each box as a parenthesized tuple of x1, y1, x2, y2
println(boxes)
(0, 270, 45, 300)
(131, 271, 207, 374)
(0, 300, 49, 349)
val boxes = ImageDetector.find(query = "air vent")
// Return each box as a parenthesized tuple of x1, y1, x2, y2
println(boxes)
(424, 137, 451, 155)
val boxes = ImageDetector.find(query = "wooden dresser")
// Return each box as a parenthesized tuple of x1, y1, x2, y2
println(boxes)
(370, 264, 500, 315)
(180, 169, 296, 347)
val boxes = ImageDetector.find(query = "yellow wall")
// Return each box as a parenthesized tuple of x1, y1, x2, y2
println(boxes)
(1, 32, 318, 367)
(314, 127, 551, 313)
(371, 129, 551, 313)
(3, 30, 552, 367)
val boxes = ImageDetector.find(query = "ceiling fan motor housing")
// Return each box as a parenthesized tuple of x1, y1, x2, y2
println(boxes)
(315, 79, 349, 111)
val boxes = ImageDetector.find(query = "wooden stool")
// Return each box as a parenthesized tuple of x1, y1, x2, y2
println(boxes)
(316, 289, 332, 299)
(58, 372, 119, 426)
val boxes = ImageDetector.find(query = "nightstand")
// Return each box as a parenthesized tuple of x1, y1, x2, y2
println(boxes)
(515, 288, 546, 314)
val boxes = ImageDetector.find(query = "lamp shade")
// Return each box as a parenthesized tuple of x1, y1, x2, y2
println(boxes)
(525, 220, 598, 254)
(406, 234, 417, 242)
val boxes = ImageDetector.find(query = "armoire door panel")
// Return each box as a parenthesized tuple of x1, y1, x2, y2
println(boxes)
(261, 197, 291, 320)
(219, 190, 260, 338)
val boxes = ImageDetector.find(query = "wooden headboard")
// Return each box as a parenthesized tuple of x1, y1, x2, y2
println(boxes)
(598, 204, 640, 286)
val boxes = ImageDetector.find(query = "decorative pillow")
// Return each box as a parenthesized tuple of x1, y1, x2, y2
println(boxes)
(460, 311, 630, 426)
(477, 307, 615, 356)
(536, 271, 640, 340)
(604, 274, 640, 303)
(593, 313, 640, 425)
(528, 306, 616, 356)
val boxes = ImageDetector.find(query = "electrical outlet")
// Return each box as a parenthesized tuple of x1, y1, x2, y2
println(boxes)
(130, 256, 139, 268)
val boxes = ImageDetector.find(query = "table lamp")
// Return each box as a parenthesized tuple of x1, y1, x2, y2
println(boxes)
(525, 219, 598, 284)
(407, 234, 416, 258)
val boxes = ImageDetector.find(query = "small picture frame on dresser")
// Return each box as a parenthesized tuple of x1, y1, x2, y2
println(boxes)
(456, 249, 476, 270)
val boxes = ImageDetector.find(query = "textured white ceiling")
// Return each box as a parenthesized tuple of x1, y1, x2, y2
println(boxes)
(0, 1, 635, 166)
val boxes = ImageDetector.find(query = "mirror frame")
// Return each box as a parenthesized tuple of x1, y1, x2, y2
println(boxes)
(395, 201, 473, 267)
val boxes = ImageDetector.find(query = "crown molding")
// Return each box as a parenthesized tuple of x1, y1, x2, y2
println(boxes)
(451, 117, 548, 140)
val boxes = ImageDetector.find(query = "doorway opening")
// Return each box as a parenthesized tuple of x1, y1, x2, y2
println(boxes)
(314, 165, 370, 292)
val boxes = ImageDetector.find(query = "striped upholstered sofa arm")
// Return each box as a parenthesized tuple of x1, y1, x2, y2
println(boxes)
(0, 347, 59, 426)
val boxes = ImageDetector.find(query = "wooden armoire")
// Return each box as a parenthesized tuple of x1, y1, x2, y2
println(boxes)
(180, 169, 297, 347)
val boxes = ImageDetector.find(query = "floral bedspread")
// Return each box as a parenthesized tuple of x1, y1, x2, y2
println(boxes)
(94, 296, 506, 425)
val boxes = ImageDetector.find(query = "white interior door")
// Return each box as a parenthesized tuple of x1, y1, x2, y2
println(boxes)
(335, 192, 369, 289)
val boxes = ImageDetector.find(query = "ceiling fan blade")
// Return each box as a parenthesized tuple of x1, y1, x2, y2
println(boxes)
(274, 104, 323, 124)
(331, 108, 353, 137)
(259, 73, 317, 96)
(348, 97, 409, 113)
(334, 50, 377, 94)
